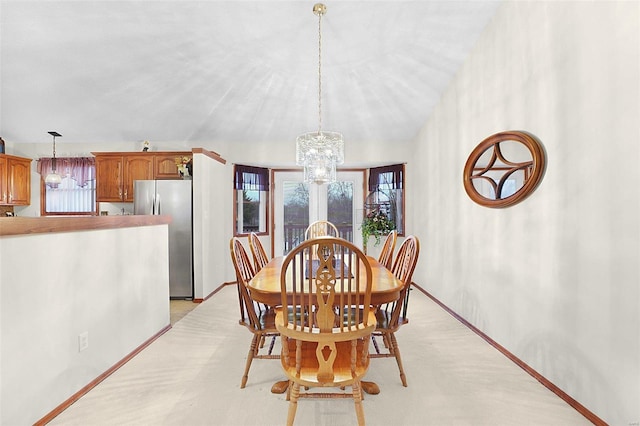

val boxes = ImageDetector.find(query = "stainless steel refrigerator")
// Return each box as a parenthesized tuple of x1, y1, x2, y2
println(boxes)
(134, 180, 193, 299)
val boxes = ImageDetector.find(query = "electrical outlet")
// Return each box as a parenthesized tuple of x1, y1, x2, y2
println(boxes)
(78, 331, 89, 352)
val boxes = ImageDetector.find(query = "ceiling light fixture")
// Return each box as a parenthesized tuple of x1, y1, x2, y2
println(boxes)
(296, 3, 344, 185)
(45, 131, 62, 188)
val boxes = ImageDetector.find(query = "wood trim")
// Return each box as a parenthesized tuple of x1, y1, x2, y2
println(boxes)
(200, 281, 236, 303)
(0, 152, 31, 161)
(0, 215, 171, 237)
(411, 283, 606, 426)
(192, 148, 226, 164)
(193, 282, 235, 303)
(90, 151, 192, 157)
(31, 282, 230, 422)
(34, 324, 172, 426)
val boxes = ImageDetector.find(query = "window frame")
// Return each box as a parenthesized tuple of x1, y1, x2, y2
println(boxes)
(233, 164, 270, 236)
(367, 164, 405, 236)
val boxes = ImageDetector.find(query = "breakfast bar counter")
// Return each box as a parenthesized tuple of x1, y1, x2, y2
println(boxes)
(0, 214, 171, 236)
(0, 215, 172, 425)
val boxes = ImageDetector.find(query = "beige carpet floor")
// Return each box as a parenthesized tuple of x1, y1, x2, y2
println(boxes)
(49, 284, 591, 426)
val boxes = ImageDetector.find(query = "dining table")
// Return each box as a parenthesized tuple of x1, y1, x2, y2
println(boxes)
(247, 254, 404, 395)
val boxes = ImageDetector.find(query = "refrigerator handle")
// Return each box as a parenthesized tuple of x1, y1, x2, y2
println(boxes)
(154, 193, 161, 215)
(145, 193, 154, 215)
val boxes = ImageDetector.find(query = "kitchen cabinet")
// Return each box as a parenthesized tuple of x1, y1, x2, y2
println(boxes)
(93, 152, 192, 202)
(94, 154, 153, 202)
(154, 153, 191, 179)
(95, 155, 123, 201)
(0, 154, 32, 206)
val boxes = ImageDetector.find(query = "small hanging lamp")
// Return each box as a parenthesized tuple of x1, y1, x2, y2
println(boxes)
(45, 131, 62, 188)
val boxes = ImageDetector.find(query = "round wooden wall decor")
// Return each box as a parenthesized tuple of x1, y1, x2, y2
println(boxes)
(463, 130, 546, 208)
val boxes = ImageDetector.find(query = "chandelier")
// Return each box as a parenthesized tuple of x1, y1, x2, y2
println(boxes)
(44, 131, 62, 188)
(296, 3, 344, 184)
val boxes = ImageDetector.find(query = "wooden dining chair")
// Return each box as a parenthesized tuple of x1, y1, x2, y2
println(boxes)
(370, 235, 420, 387)
(276, 236, 375, 426)
(377, 229, 398, 269)
(229, 237, 280, 389)
(304, 220, 339, 239)
(248, 232, 270, 272)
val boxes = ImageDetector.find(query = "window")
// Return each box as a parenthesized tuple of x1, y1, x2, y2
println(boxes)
(37, 157, 96, 215)
(234, 165, 269, 235)
(368, 164, 404, 235)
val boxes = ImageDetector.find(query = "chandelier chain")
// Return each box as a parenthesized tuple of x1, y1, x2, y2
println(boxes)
(317, 7, 322, 135)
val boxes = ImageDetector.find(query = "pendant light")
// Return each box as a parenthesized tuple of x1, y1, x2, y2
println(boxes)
(295, 3, 344, 185)
(45, 131, 62, 188)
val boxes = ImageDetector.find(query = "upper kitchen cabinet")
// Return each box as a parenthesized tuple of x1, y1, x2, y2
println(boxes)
(93, 152, 192, 202)
(95, 155, 123, 201)
(0, 154, 32, 206)
(154, 153, 191, 179)
(94, 153, 153, 202)
(124, 156, 155, 202)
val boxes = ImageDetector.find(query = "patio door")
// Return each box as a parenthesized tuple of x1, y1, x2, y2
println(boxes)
(273, 171, 364, 256)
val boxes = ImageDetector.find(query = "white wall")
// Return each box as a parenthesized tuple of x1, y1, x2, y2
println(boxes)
(0, 224, 170, 425)
(408, 2, 638, 424)
(192, 151, 234, 299)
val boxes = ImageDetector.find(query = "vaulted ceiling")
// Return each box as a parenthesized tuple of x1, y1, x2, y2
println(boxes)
(0, 1, 500, 147)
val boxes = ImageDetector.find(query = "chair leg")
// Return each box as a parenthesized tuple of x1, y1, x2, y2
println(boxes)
(372, 334, 382, 354)
(390, 332, 408, 387)
(286, 382, 300, 426)
(382, 333, 391, 349)
(267, 335, 277, 355)
(241, 334, 260, 388)
(352, 381, 365, 426)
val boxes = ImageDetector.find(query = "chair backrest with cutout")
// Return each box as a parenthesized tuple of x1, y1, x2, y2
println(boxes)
(277, 236, 375, 385)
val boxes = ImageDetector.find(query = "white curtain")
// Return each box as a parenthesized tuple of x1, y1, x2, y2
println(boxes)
(37, 157, 96, 213)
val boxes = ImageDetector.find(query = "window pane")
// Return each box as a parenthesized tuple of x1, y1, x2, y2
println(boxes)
(242, 189, 260, 232)
(283, 181, 308, 254)
(327, 181, 353, 242)
(394, 189, 404, 234)
(236, 189, 267, 234)
(45, 177, 96, 214)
